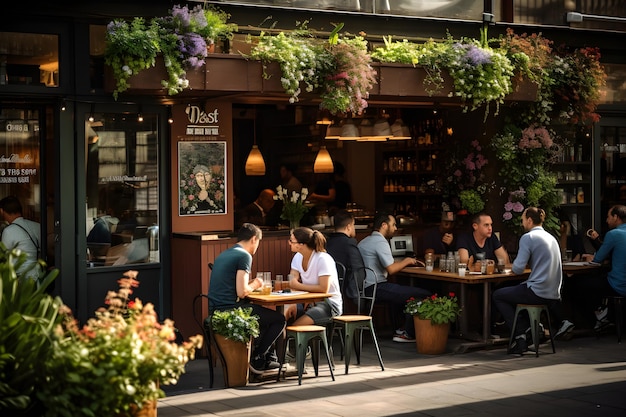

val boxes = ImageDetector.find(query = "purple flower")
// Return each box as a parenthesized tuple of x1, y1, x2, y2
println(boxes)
(503, 212, 513, 221)
(512, 202, 525, 212)
(504, 201, 514, 211)
(461, 44, 492, 66)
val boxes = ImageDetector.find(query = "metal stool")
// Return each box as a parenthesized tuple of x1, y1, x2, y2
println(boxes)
(280, 325, 335, 385)
(332, 315, 384, 374)
(507, 304, 556, 357)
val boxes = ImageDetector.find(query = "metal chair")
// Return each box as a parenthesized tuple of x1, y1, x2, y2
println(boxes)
(507, 304, 556, 357)
(331, 266, 385, 374)
(281, 325, 335, 385)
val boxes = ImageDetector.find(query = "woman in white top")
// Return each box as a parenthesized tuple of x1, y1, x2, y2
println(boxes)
(286, 227, 343, 325)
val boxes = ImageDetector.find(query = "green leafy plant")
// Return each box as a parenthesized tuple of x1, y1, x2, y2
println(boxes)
(211, 307, 260, 343)
(0, 246, 60, 416)
(105, 4, 236, 97)
(491, 124, 561, 236)
(37, 270, 203, 417)
(104, 17, 161, 99)
(274, 186, 310, 226)
(405, 293, 461, 325)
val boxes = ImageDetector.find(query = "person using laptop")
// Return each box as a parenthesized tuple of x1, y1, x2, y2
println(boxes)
(358, 212, 431, 343)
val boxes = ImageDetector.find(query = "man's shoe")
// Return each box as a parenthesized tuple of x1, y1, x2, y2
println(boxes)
(392, 330, 415, 343)
(595, 306, 608, 321)
(509, 335, 528, 355)
(555, 320, 575, 339)
(264, 359, 281, 371)
(249, 356, 267, 375)
(594, 318, 614, 332)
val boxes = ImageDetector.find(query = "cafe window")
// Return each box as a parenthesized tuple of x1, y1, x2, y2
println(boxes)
(0, 107, 42, 235)
(86, 112, 159, 267)
(0, 32, 59, 87)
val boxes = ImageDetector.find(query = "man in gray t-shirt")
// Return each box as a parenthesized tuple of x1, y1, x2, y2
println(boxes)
(0, 195, 41, 281)
(358, 212, 430, 343)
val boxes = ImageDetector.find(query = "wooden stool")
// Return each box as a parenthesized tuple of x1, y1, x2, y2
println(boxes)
(280, 325, 335, 385)
(507, 304, 556, 357)
(332, 315, 384, 374)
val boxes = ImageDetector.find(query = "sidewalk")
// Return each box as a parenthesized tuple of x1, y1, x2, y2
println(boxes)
(160, 332, 626, 417)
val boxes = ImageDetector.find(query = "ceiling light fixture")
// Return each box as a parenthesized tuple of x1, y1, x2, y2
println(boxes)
(245, 109, 266, 176)
(314, 145, 334, 173)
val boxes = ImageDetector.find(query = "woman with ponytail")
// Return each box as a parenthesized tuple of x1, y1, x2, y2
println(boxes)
(286, 227, 343, 325)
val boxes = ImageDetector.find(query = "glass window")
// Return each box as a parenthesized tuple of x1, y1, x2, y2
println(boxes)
(85, 112, 159, 267)
(0, 106, 42, 241)
(0, 32, 59, 87)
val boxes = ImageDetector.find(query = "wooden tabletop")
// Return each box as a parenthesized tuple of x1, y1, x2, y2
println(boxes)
(562, 261, 602, 274)
(246, 291, 331, 307)
(400, 266, 529, 284)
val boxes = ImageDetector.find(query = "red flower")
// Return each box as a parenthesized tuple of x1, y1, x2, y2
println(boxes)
(430, 294, 437, 300)
(449, 292, 456, 298)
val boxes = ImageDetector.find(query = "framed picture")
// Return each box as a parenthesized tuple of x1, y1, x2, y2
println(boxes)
(178, 141, 226, 216)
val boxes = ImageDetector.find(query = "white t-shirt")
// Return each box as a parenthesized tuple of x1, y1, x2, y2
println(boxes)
(291, 251, 342, 315)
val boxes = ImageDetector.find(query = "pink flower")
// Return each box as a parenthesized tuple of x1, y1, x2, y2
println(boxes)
(188, 195, 195, 201)
(503, 212, 513, 220)
(454, 169, 462, 177)
(512, 202, 525, 212)
(504, 201, 515, 211)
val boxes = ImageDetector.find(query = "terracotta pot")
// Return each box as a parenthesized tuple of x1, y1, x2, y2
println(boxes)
(413, 316, 450, 354)
(213, 333, 251, 387)
(131, 400, 157, 417)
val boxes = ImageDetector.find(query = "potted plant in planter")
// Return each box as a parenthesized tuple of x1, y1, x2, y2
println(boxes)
(405, 293, 461, 354)
(210, 307, 260, 387)
(37, 270, 203, 417)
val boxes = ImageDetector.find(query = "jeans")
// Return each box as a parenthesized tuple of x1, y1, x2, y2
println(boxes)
(492, 284, 559, 338)
(246, 303, 286, 359)
(368, 281, 430, 338)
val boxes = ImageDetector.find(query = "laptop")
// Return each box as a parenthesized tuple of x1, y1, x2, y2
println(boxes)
(390, 234, 414, 259)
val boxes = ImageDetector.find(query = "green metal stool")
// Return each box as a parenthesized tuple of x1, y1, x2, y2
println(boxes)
(507, 304, 556, 357)
(332, 315, 384, 374)
(281, 325, 335, 385)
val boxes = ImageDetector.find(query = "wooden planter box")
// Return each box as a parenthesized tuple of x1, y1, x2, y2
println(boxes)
(104, 56, 538, 103)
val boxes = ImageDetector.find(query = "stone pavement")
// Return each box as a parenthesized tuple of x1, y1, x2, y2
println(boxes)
(160, 332, 626, 417)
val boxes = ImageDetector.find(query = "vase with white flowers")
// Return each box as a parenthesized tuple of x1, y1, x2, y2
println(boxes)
(274, 186, 309, 229)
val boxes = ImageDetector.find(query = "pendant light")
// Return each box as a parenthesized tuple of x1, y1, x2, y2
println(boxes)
(245, 110, 266, 176)
(314, 145, 334, 173)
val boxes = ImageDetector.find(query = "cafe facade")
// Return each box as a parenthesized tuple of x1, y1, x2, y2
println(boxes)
(2, 0, 626, 337)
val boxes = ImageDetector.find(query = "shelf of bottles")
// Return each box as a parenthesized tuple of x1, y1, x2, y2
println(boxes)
(552, 126, 593, 232)
(379, 113, 448, 222)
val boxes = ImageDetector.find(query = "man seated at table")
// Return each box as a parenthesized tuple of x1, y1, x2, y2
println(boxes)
(358, 212, 430, 343)
(208, 223, 286, 374)
(326, 209, 365, 310)
(421, 211, 457, 256)
(492, 207, 563, 355)
(457, 212, 509, 268)
(235, 189, 279, 228)
(581, 205, 626, 331)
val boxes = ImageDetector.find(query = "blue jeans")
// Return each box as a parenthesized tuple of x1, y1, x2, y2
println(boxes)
(492, 284, 559, 338)
(367, 282, 430, 338)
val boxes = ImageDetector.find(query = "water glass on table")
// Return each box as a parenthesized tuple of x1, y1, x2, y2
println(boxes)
(458, 263, 467, 277)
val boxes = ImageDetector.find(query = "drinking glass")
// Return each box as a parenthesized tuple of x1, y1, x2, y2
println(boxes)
(425, 253, 434, 272)
(457, 263, 467, 277)
(486, 259, 495, 274)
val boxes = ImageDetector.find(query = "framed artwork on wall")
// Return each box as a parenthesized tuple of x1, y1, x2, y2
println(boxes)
(178, 141, 226, 216)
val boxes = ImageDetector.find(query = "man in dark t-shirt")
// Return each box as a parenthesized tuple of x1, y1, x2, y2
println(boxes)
(456, 212, 509, 268)
(208, 223, 286, 374)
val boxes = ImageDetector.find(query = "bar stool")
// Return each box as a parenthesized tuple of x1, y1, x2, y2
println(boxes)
(507, 304, 556, 357)
(280, 325, 335, 385)
(332, 315, 384, 374)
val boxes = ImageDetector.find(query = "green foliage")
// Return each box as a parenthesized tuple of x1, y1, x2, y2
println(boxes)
(105, 5, 236, 98)
(36, 270, 203, 417)
(104, 18, 161, 99)
(371, 36, 421, 65)
(0, 245, 60, 416)
(405, 293, 461, 325)
(211, 307, 260, 343)
(459, 190, 485, 215)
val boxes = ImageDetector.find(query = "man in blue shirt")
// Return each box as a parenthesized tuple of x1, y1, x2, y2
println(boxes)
(209, 223, 286, 374)
(358, 212, 430, 343)
(492, 207, 563, 355)
(582, 205, 626, 331)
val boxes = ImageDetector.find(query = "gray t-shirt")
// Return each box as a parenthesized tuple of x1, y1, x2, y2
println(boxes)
(358, 231, 394, 288)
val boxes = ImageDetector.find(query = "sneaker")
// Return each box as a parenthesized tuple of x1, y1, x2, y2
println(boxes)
(392, 330, 415, 343)
(264, 359, 281, 371)
(595, 306, 608, 321)
(555, 320, 575, 339)
(594, 317, 614, 332)
(394, 328, 405, 336)
(249, 356, 267, 375)
(509, 335, 528, 355)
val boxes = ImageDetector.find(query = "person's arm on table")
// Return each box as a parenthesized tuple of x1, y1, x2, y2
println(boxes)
(236, 270, 262, 299)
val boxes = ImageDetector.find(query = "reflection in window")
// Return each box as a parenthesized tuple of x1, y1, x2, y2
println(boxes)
(85, 113, 159, 267)
(0, 32, 59, 87)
